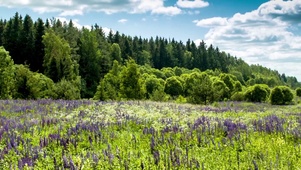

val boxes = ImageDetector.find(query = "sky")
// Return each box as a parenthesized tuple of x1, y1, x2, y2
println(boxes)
(0, 0, 301, 80)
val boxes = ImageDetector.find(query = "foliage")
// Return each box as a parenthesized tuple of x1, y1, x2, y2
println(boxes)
(94, 60, 122, 100)
(53, 78, 81, 100)
(0, 12, 300, 101)
(296, 87, 301, 97)
(164, 76, 183, 97)
(26, 72, 56, 99)
(13, 64, 31, 99)
(42, 29, 78, 82)
(144, 75, 165, 99)
(212, 79, 230, 101)
(244, 84, 270, 103)
(187, 72, 213, 104)
(270, 86, 294, 105)
(110, 43, 122, 63)
(120, 59, 146, 99)
(78, 28, 102, 98)
(0, 46, 15, 99)
(231, 92, 245, 101)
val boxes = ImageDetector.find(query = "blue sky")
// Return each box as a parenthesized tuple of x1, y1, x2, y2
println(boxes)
(0, 0, 301, 80)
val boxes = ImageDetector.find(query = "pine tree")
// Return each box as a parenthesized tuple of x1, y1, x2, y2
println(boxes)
(0, 19, 5, 46)
(20, 14, 35, 66)
(78, 28, 102, 98)
(33, 18, 45, 72)
(2, 13, 23, 64)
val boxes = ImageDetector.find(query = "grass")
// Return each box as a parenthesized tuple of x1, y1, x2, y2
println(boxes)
(0, 100, 301, 169)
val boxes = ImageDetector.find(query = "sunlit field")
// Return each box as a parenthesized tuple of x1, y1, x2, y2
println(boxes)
(1, 100, 301, 169)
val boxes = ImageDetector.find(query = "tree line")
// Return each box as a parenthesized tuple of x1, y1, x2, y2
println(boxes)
(0, 12, 300, 104)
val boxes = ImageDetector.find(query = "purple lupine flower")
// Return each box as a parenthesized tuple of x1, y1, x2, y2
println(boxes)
(143, 127, 148, 134)
(63, 155, 70, 168)
(20, 157, 33, 167)
(150, 136, 156, 154)
(70, 157, 76, 170)
(153, 150, 160, 165)
(92, 153, 99, 165)
(88, 136, 93, 145)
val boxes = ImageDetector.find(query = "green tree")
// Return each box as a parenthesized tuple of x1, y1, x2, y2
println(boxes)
(26, 72, 56, 99)
(270, 86, 284, 105)
(212, 79, 230, 101)
(270, 86, 294, 105)
(13, 64, 31, 99)
(296, 87, 301, 97)
(220, 73, 235, 94)
(33, 18, 45, 72)
(244, 84, 270, 102)
(2, 13, 22, 64)
(20, 14, 35, 66)
(164, 76, 183, 97)
(78, 28, 102, 98)
(94, 60, 122, 100)
(110, 43, 122, 63)
(53, 78, 81, 100)
(43, 29, 77, 82)
(144, 75, 165, 99)
(0, 19, 5, 46)
(120, 59, 145, 99)
(0, 46, 15, 99)
(187, 72, 213, 104)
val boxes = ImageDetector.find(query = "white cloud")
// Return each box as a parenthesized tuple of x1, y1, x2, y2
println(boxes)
(118, 19, 128, 24)
(177, 0, 209, 8)
(131, 0, 182, 16)
(193, 17, 228, 27)
(151, 6, 182, 16)
(55, 17, 90, 29)
(0, 0, 183, 16)
(102, 27, 114, 36)
(194, 0, 301, 80)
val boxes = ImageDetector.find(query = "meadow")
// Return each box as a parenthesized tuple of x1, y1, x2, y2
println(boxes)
(0, 100, 301, 169)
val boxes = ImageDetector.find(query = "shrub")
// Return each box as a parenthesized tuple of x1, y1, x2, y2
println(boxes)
(270, 86, 294, 105)
(231, 92, 245, 101)
(244, 84, 270, 102)
(296, 88, 301, 97)
(164, 76, 183, 97)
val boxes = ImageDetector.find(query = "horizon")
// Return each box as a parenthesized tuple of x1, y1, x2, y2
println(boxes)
(0, 0, 300, 80)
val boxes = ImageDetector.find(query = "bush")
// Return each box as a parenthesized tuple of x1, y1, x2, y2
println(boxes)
(26, 72, 56, 99)
(244, 84, 270, 102)
(150, 89, 168, 102)
(53, 79, 81, 100)
(296, 88, 301, 97)
(164, 76, 183, 97)
(231, 92, 245, 101)
(175, 95, 187, 104)
(270, 86, 294, 105)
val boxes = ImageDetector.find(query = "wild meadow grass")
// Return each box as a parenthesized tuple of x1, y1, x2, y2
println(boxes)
(0, 100, 301, 169)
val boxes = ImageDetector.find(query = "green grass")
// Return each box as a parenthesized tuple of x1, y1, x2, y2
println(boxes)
(0, 100, 301, 169)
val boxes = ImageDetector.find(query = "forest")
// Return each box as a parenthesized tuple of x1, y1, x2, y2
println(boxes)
(0, 12, 301, 105)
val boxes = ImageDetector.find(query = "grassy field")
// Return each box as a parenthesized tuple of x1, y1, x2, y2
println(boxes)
(0, 100, 301, 169)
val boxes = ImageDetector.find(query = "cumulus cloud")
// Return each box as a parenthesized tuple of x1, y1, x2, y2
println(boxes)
(193, 17, 228, 27)
(258, 0, 301, 23)
(194, 0, 301, 80)
(151, 6, 182, 16)
(55, 17, 90, 29)
(0, 0, 182, 16)
(177, 0, 209, 8)
(118, 19, 128, 24)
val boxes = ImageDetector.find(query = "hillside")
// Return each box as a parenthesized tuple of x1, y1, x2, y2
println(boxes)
(0, 12, 300, 103)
